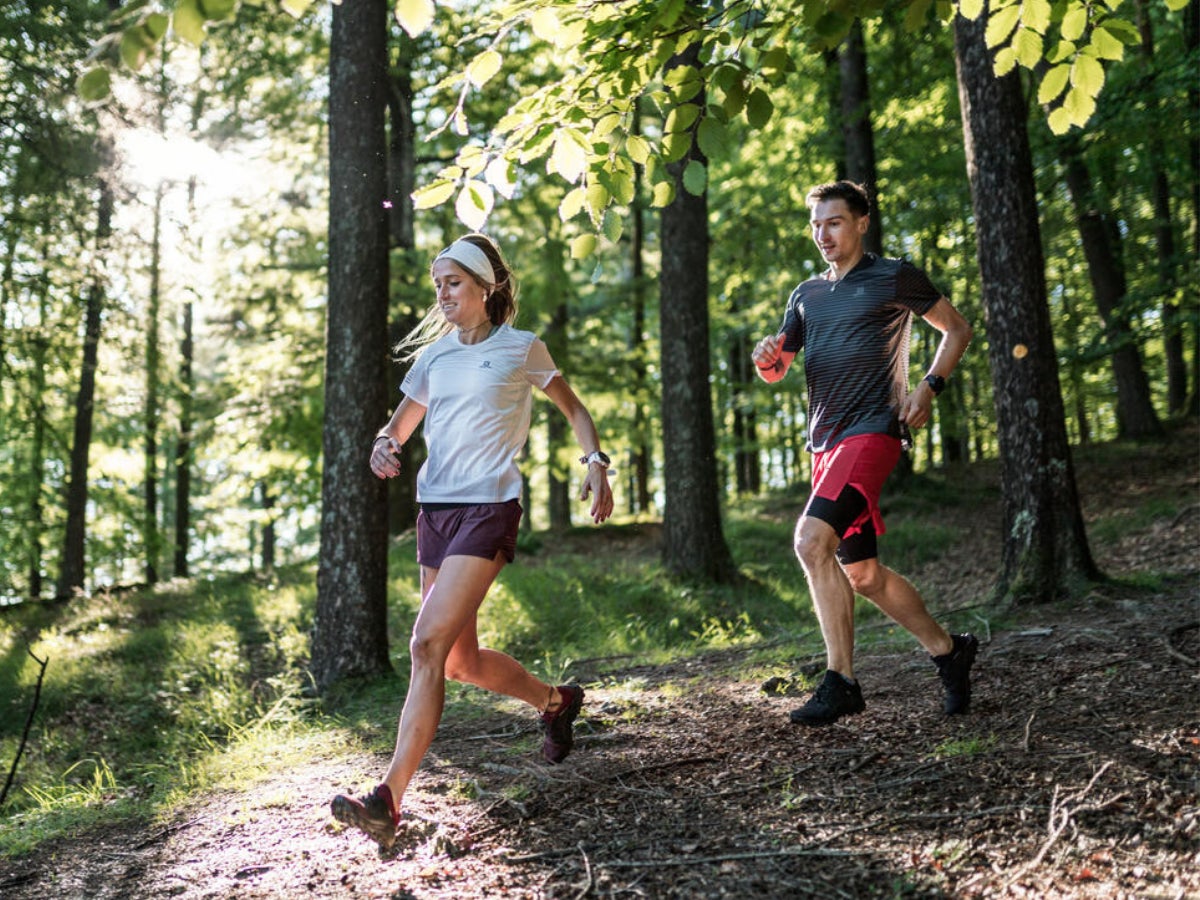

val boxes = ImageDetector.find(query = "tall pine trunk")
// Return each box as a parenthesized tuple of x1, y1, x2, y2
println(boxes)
(57, 141, 114, 600)
(953, 10, 1099, 603)
(143, 183, 164, 586)
(312, 0, 392, 688)
(659, 41, 736, 582)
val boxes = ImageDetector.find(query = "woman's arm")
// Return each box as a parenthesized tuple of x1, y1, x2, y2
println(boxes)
(369, 396, 427, 479)
(541, 375, 614, 524)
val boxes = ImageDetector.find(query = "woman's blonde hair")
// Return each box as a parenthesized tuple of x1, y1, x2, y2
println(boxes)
(394, 233, 519, 361)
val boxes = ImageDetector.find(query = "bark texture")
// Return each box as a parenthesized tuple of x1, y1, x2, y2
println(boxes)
(312, 0, 391, 688)
(659, 42, 736, 582)
(953, 11, 1100, 602)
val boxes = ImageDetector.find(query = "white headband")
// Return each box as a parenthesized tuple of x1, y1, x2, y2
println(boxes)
(436, 239, 497, 287)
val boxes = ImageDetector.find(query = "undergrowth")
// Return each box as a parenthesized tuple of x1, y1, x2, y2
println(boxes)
(0, 434, 1187, 858)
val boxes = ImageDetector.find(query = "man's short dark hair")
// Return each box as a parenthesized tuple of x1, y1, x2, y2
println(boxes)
(806, 181, 871, 218)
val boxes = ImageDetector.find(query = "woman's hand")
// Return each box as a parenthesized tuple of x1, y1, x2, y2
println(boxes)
(370, 436, 402, 479)
(580, 465, 614, 524)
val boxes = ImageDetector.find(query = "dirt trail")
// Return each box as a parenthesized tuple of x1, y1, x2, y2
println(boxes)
(1, 433, 1197, 899)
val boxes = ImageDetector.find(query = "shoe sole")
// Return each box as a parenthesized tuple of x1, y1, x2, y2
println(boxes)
(789, 702, 866, 727)
(331, 795, 397, 850)
(542, 684, 584, 764)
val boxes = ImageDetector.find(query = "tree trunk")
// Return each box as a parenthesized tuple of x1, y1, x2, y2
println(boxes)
(143, 182, 164, 586)
(659, 41, 736, 582)
(628, 100, 653, 515)
(953, 9, 1100, 603)
(838, 19, 883, 255)
(1058, 135, 1163, 438)
(386, 35, 420, 533)
(545, 294, 570, 530)
(312, 0, 392, 689)
(1187, 0, 1200, 417)
(1134, 0, 1188, 415)
(174, 293, 193, 578)
(29, 281, 48, 599)
(728, 298, 760, 495)
(57, 140, 113, 600)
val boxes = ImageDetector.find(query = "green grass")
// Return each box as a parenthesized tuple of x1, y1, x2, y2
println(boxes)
(0, 437, 1185, 858)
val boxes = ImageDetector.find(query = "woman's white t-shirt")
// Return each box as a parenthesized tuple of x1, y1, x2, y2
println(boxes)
(400, 324, 559, 503)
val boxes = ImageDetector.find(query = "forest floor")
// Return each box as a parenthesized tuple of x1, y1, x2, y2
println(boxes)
(1, 430, 1197, 899)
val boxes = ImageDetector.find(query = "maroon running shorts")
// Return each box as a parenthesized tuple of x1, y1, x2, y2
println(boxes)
(416, 500, 522, 569)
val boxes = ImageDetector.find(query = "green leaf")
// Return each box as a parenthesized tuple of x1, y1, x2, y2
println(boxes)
(550, 131, 589, 183)
(570, 234, 597, 260)
(1060, 6, 1088, 41)
(585, 182, 610, 228)
(530, 7, 560, 43)
(682, 159, 707, 195)
(1062, 84, 1097, 125)
(656, 0, 687, 28)
(1020, 0, 1052, 33)
(602, 209, 623, 243)
(120, 30, 152, 70)
(1165, 0, 1189, 9)
(610, 171, 636, 205)
(650, 181, 675, 208)
(662, 130, 692, 163)
(993, 46, 1017, 76)
(959, 0, 984, 20)
(197, 0, 238, 22)
(1100, 17, 1140, 43)
(484, 156, 516, 200)
(1013, 27, 1044, 68)
(760, 48, 792, 77)
(904, 0, 933, 31)
(454, 180, 493, 231)
(722, 78, 746, 118)
(77, 67, 111, 103)
(985, 5, 1021, 48)
(626, 134, 651, 166)
(143, 12, 169, 40)
(664, 103, 700, 133)
(466, 49, 503, 88)
(559, 186, 586, 221)
(279, 0, 314, 18)
(1088, 26, 1124, 61)
(696, 117, 727, 160)
(746, 88, 773, 130)
(1047, 106, 1072, 134)
(1070, 53, 1105, 97)
(593, 112, 622, 140)
(1037, 62, 1071, 105)
(394, 0, 434, 38)
(1049, 39, 1076, 63)
(411, 179, 456, 210)
(172, 0, 206, 46)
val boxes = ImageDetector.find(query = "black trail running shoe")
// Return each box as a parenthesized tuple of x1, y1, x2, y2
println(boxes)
(790, 670, 866, 726)
(932, 633, 979, 715)
(540, 683, 584, 764)
(331, 784, 398, 849)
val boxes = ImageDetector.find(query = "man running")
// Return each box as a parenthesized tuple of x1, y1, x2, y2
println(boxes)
(753, 180, 977, 725)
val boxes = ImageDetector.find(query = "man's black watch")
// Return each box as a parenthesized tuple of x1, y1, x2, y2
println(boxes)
(923, 373, 946, 396)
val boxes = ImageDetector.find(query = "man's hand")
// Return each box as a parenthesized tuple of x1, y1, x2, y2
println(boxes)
(752, 332, 786, 370)
(898, 383, 935, 429)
